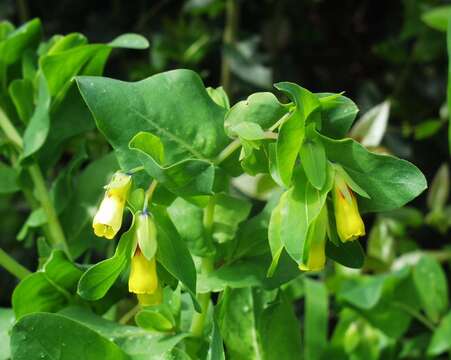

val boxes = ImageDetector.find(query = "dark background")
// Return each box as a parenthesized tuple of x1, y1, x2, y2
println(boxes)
(1, 0, 450, 305)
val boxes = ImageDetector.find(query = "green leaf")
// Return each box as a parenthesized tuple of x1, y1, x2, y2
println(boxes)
(135, 307, 175, 332)
(0, 18, 41, 65)
(12, 250, 82, 319)
(217, 287, 264, 359)
(77, 69, 229, 171)
(8, 78, 34, 123)
(77, 220, 136, 301)
(299, 137, 327, 190)
(206, 86, 230, 110)
(152, 205, 199, 311)
(259, 294, 302, 360)
(22, 74, 50, 159)
(412, 255, 448, 323)
(0, 308, 14, 360)
(320, 135, 427, 212)
(279, 167, 332, 263)
(349, 100, 390, 147)
(317, 93, 358, 139)
(273, 82, 320, 187)
(47, 33, 87, 54)
(207, 319, 225, 360)
(224, 92, 287, 137)
(60, 306, 189, 359)
(108, 33, 150, 49)
(10, 313, 129, 360)
(422, 5, 451, 32)
(325, 240, 365, 269)
(304, 278, 328, 360)
(427, 311, 451, 356)
(0, 162, 19, 194)
(267, 191, 286, 276)
(129, 131, 215, 198)
(229, 122, 266, 141)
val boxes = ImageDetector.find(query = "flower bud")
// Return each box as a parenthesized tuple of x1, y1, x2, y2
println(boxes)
(128, 248, 158, 294)
(93, 172, 132, 239)
(332, 172, 365, 242)
(299, 205, 327, 271)
(135, 211, 158, 261)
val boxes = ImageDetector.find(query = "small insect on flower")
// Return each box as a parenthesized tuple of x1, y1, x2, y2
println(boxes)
(92, 172, 132, 239)
(332, 170, 365, 242)
(299, 205, 327, 271)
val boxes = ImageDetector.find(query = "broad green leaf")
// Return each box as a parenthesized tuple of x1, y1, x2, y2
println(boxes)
(207, 319, 226, 360)
(229, 122, 266, 141)
(304, 278, 328, 360)
(319, 135, 427, 212)
(108, 33, 149, 49)
(11, 313, 128, 360)
(218, 287, 264, 359)
(77, 69, 229, 171)
(22, 74, 50, 159)
(224, 92, 287, 137)
(8, 78, 34, 123)
(47, 33, 87, 54)
(0, 18, 41, 65)
(422, 5, 451, 32)
(412, 255, 448, 323)
(267, 191, 286, 276)
(279, 167, 332, 263)
(197, 254, 300, 293)
(0, 21, 14, 41)
(12, 250, 82, 319)
(60, 306, 189, 359)
(349, 101, 390, 147)
(213, 193, 252, 244)
(273, 82, 320, 187)
(0, 162, 19, 194)
(317, 93, 358, 139)
(259, 294, 302, 360)
(129, 131, 215, 198)
(77, 219, 135, 301)
(152, 205, 199, 310)
(0, 308, 14, 360)
(299, 137, 327, 190)
(427, 311, 451, 356)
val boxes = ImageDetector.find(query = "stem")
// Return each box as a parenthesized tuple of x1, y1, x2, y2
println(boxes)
(143, 180, 158, 211)
(190, 197, 216, 337)
(392, 301, 435, 331)
(0, 107, 70, 256)
(215, 138, 241, 165)
(0, 248, 31, 279)
(119, 303, 141, 325)
(126, 165, 145, 175)
(221, 0, 238, 95)
(28, 164, 70, 256)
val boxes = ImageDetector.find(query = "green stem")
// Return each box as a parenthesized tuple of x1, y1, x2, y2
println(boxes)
(126, 165, 145, 175)
(0, 107, 70, 256)
(392, 301, 435, 331)
(0, 247, 31, 279)
(28, 164, 70, 256)
(215, 138, 241, 165)
(190, 197, 216, 337)
(221, 0, 238, 95)
(143, 180, 158, 211)
(118, 303, 141, 325)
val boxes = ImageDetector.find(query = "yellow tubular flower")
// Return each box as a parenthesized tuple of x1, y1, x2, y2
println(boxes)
(332, 173, 365, 242)
(299, 206, 327, 271)
(129, 248, 158, 294)
(92, 172, 132, 239)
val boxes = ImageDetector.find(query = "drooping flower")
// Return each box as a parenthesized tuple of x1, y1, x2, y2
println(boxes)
(93, 172, 132, 239)
(299, 205, 327, 271)
(128, 248, 158, 294)
(332, 170, 365, 242)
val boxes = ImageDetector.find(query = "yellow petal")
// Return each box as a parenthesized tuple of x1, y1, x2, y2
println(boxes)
(128, 251, 158, 294)
(92, 194, 126, 239)
(137, 285, 163, 306)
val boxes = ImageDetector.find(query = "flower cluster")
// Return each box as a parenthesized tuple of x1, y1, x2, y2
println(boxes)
(92, 172, 161, 305)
